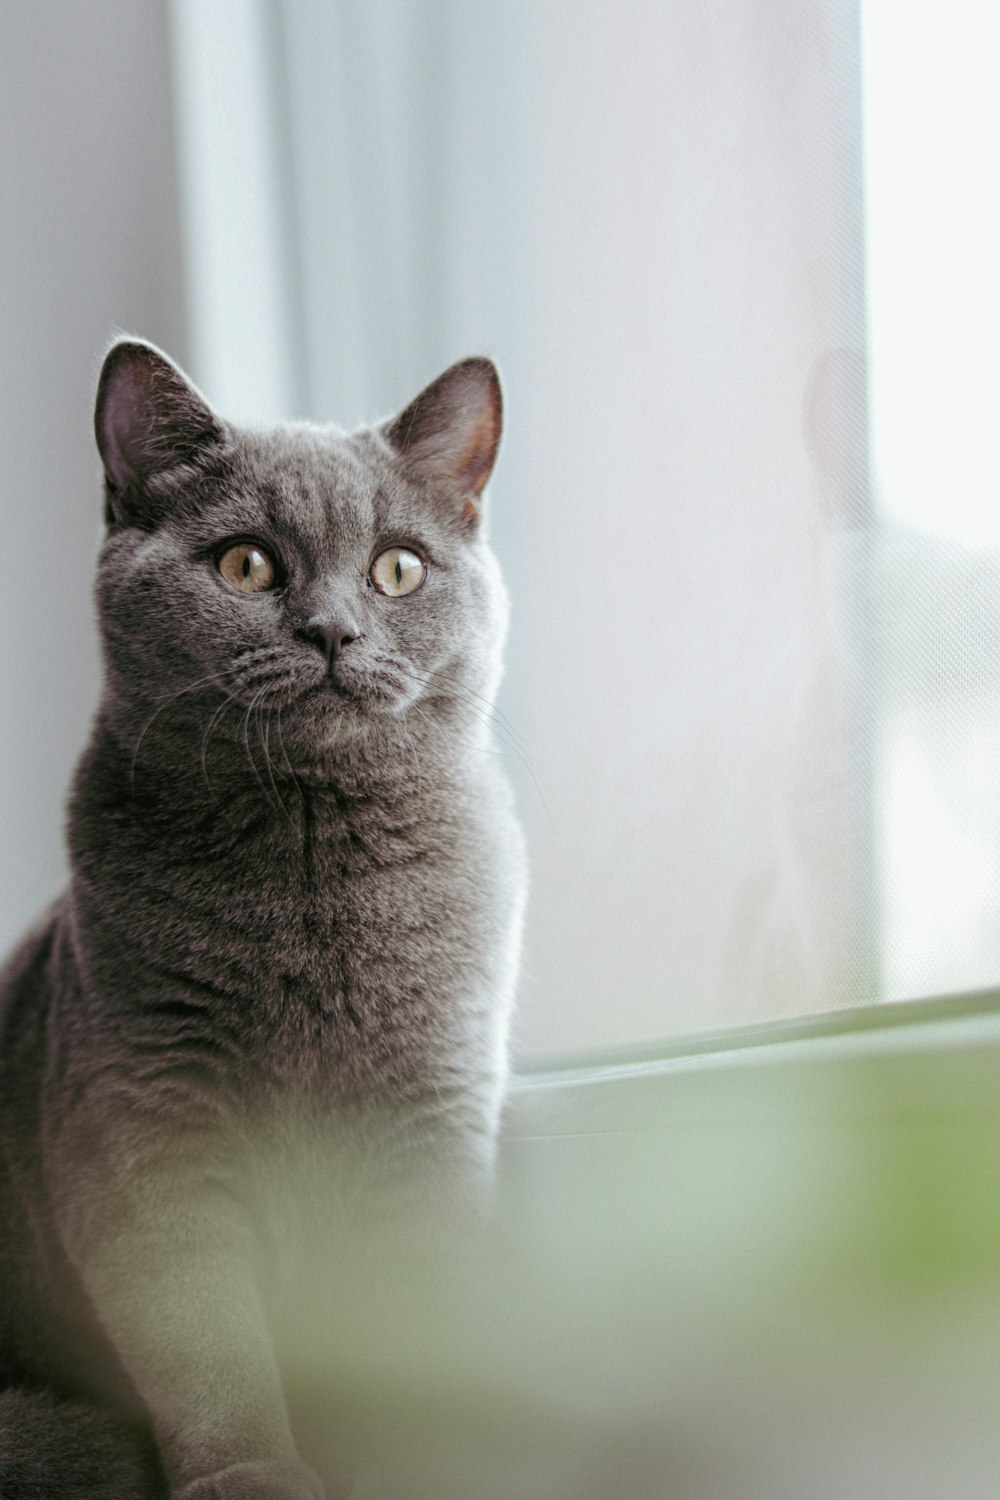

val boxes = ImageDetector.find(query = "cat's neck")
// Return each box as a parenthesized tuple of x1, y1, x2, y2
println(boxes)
(72, 690, 480, 854)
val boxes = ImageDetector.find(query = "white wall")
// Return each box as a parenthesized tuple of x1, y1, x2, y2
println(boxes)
(0, 2, 188, 951)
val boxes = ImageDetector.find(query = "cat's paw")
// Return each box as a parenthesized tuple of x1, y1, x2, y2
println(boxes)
(176, 1459, 325, 1500)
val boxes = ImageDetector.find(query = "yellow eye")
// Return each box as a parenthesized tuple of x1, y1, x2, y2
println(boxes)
(218, 543, 277, 593)
(370, 547, 426, 597)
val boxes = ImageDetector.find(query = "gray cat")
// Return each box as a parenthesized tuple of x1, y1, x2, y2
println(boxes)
(0, 340, 526, 1499)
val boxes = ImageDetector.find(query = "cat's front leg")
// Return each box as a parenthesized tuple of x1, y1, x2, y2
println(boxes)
(47, 1129, 323, 1500)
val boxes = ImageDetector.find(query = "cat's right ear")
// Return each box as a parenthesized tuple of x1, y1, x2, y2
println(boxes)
(94, 339, 226, 525)
(382, 358, 502, 530)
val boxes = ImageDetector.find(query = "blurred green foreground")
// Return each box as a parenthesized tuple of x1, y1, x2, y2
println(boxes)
(280, 996, 1000, 1499)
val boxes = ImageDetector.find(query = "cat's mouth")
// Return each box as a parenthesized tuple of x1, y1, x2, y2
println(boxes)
(225, 642, 416, 718)
(221, 648, 414, 728)
(314, 674, 351, 699)
(303, 662, 405, 715)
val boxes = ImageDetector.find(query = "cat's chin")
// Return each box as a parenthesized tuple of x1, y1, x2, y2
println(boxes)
(275, 680, 401, 748)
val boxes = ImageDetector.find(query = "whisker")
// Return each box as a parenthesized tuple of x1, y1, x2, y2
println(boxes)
(390, 657, 534, 760)
(387, 657, 552, 822)
(241, 688, 281, 814)
(232, 642, 287, 662)
(199, 693, 239, 794)
(397, 655, 530, 753)
(260, 697, 293, 823)
(274, 702, 304, 806)
(130, 664, 244, 793)
(394, 711, 423, 811)
(145, 663, 254, 709)
(430, 666, 529, 752)
(396, 658, 532, 757)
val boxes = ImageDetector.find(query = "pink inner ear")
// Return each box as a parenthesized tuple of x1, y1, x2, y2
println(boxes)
(96, 340, 223, 494)
(387, 357, 503, 502)
(453, 403, 501, 495)
(100, 372, 149, 489)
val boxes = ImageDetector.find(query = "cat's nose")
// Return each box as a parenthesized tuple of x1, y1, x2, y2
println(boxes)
(300, 615, 361, 666)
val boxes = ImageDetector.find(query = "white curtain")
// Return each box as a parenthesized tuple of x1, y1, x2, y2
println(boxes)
(167, 0, 1000, 1056)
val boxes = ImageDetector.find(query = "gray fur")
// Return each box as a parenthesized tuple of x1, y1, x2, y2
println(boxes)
(0, 341, 525, 1499)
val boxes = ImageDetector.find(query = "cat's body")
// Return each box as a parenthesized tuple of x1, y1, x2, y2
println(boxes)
(0, 343, 525, 1499)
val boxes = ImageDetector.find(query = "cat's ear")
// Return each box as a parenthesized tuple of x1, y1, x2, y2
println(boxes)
(383, 358, 502, 527)
(94, 339, 226, 524)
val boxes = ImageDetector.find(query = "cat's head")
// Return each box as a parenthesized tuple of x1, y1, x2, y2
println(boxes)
(92, 339, 508, 774)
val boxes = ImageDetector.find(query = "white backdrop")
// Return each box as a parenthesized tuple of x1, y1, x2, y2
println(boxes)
(198, 0, 874, 1054)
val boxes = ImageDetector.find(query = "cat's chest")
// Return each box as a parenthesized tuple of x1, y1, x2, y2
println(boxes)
(134, 788, 496, 1067)
(220, 791, 469, 962)
(73, 760, 514, 1098)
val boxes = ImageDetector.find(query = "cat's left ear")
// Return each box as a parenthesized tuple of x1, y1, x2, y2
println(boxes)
(383, 358, 502, 528)
(95, 338, 226, 525)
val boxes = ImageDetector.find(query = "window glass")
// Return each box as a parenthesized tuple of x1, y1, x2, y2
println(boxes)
(862, 0, 1000, 1004)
